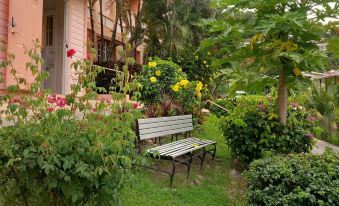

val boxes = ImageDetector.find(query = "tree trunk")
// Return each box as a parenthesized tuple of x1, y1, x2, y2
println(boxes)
(99, 0, 104, 64)
(107, 0, 120, 62)
(89, 0, 95, 47)
(278, 68, 287, 124)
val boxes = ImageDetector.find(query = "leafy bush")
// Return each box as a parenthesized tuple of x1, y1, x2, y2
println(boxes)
(221, 95, 315, 162)
(0, 111, 139, 205)
(139, 58, 184, 105)
(246, 150, 339, 206)
(208, 98, 236, 117)
(0, 43, 141, 205)
(139, 58, 205, 117)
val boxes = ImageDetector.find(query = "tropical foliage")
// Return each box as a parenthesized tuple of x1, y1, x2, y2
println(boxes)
(246, 150, 339, 205)
(221, 95, 316, 162)
(198, 0, 338, 124)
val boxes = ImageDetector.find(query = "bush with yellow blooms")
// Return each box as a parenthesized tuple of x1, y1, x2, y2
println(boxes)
(139, 58, 206, 116)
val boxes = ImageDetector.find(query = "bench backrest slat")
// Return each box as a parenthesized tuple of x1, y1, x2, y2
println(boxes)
(137, 115, 193, 140)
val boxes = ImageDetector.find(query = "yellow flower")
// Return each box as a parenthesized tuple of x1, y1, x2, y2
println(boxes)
(150, 76, 157, 83)
(196, 82, 203, 91)
(195, 91, 202, 98)
(172, 84, 180, 92)
(148, 61, 157, 68)
(179, 79, 190, 89)
(155, 70, 161, 76)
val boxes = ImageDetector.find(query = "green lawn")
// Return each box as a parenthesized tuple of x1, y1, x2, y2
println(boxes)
(122, 115, 248, 206)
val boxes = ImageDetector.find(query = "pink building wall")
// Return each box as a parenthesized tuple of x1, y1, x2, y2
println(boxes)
(0, 0, 8, 90)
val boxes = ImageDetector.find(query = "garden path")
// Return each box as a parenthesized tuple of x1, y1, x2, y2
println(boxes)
(312, 139, 339, 155)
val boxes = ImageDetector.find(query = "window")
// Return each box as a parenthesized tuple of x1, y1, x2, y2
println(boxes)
(97, 38, 111, 62)
(46, 16, 54, 46)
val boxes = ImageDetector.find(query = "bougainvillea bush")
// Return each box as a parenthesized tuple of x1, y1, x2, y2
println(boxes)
(246, 150, 339, 205)
(221, 95, 318, 162)
(0, 43, 141, 205)
(139, 58, 205, 117)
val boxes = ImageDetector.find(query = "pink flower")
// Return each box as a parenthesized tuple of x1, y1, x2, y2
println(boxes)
(48, 95, 57, 104)
(306, 133, 314, 139)
(307, 116, 317, 122)
(56, 97, 67, 108)
(36, 91, 43, 97)
(67, 49, 76, 58)
(47, 107, 54, 112)
(133, 102, 139, 109)
(290, 102, 299, 108)
(257, 103, 266, 112)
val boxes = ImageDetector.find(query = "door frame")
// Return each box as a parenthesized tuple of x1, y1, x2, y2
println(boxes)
(61, 0, 69, 94)
(42, 0, 69, 94)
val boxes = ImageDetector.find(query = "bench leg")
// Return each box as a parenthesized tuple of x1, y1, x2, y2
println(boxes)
(212, 145, 217, 159)
(187, 154, 193, 181)
(200, 149, 207, 170)
(169, 160, 176, 188)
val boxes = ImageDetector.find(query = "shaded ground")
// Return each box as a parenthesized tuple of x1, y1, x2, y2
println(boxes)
(122, 115, 248, 206)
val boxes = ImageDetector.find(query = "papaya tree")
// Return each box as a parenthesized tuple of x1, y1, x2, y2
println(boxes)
(202, 0, 338, 124)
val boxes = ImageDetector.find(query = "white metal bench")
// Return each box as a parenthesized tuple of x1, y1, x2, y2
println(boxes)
(136, 115, 217, 188)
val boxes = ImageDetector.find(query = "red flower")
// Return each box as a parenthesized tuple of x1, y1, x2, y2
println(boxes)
(13, 98, 21, 104)
(48, 95, 57, 104)
(86, 52, 91, 60)
(133, 102, 139, 109)
(67, 49, 76, 58)
(56, 97, 67, 108)
(48, 107, 54, 112)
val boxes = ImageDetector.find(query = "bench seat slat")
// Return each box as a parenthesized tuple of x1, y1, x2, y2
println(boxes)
(163, 139, 215, 157)
(147, 138, 216, 158)
(148, 138, 193, 152)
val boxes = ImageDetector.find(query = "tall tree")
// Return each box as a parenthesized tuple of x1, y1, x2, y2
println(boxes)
(201, 0, 338, 124)
(142, 0, 212, 59)
(99, 0, 104, 63)
(88, 0, 97, 46)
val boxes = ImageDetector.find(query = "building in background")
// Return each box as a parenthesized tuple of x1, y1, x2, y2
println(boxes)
(0, 0, 143, 95)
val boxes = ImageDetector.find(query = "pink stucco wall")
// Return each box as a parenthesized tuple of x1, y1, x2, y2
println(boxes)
(0, 0, 9, 90)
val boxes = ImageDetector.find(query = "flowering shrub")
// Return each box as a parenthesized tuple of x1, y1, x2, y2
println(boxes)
(172, 80, 204, 114)
(0, 42, 141, 205)
(221, 95, 316, 162)
(139, 58, 205, 117)
(139, 58, 185, 105)
(246, 150, 339, 205)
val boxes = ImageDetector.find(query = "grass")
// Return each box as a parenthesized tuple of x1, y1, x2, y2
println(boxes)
(121, 115, 248, 206)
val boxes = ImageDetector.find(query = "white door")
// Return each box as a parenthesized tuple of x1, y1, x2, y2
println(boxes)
(42, 12, 57, 91)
